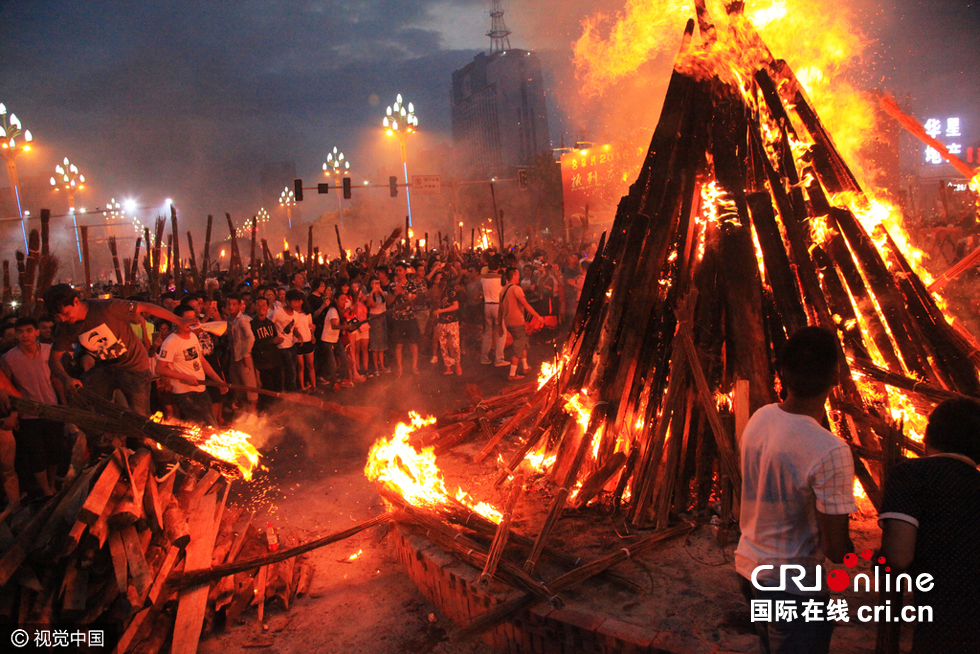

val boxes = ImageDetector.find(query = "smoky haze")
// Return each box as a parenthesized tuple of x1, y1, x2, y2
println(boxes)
(0, 0, 975, 283)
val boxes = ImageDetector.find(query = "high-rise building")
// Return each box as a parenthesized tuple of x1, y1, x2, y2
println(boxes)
(450, 2, 550, 180)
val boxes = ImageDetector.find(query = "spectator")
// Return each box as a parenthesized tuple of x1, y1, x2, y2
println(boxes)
(225, 292, 258, 417)
(879, 397, 980, 654)
(389, 262, 424, 376)
(318, 292, 350, 388)
(268, 290, 299, 392)
(249, 296, 282, 406)
(497, 267, 543, 381)
(38, 316, 55, 344)
(735, 326, 854, 654)
(289, 290, 316, 391)
(0, 317, 66, 498)
(432, 271, 462, 376)
(480, 255, 507, 367)
(156, 304, 227, 425)
(366, 277, 388, 375)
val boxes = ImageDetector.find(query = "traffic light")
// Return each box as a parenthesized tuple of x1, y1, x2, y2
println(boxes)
(343, 177, 352, 200)
(389, 176, 398, 197)
(293, 178, 304, 201)
(518, 169, 528, 191)
(317, 183, 329, 194)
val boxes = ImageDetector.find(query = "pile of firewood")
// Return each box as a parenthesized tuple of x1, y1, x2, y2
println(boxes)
(0, 449, 314, 654)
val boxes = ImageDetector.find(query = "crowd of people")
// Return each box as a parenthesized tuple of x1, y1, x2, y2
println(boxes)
(0, 242, 592, 506)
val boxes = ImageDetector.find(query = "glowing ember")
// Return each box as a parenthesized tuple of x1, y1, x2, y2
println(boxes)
(365, 412, 501, 523)
(348, 549, 363, 561)
(149, 412, 262, 480)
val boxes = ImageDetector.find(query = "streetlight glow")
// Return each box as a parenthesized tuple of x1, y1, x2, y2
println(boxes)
(279, 187, 296, 228)
(0, 102, 34, 248)
(50, 156, 87, 261)
(383, 93, 418, 227)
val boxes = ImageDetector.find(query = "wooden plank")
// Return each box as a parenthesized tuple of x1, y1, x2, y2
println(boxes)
(109, 450, 151, 530)
(148, 546, 180, 606)
(190, 469, 221, 501)
(108, 531, 129, 594)
(77, 451, 125, 525)
(113, 606, 151, 654)
(120, 525, 152, 602)
(172, 492, 217, 654)
(254, 564, 268, 622)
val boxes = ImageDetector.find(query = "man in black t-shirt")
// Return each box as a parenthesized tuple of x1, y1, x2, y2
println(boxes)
(880, 397, 980, 654)
(249, 297, 282, 404)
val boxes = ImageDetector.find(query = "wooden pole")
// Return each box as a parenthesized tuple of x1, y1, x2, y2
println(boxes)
(107, 237, 123, 285)
(250, 215, 258, 278)
(202, 214, 213, 275)
(130, 236, 142, 286)
(80, 226, 92, 298)
(170, 204, 182, 293)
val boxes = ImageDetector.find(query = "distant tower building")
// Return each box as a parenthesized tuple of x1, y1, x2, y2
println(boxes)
(487, 0, 511, 53)
(450, 1, 550, 180)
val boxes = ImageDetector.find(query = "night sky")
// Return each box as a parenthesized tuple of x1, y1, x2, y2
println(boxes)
(0, 0, 976, 249)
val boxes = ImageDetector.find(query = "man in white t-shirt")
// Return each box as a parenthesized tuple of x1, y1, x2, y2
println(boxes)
(157, 304, 227, 425)
(736, 326, 855, 654)
(268, 292, 299, 392)
(480, 255, 507, 367)
(318, 301, 350, 387)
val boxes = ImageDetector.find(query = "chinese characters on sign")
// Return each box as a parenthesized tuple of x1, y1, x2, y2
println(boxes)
(923, 117, 970, 165)
(560, 143, 646, 224)
(410, 175, 441, 196)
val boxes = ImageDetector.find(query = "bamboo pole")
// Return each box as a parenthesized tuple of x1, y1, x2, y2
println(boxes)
(170, 204, 182, 293)
(169, 513, 392, 589)
(202, 214, 213, 274)
(458, 523, 693, 640)
(80, 226, 92, 298)
(479, 475, 523, 585)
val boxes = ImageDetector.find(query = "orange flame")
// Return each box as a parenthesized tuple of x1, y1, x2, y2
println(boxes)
(149, 412, 262, 481)
(365, 412, 501, 523)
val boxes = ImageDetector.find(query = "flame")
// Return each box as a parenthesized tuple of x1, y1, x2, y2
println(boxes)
(348, 549, 363, 561)
(149, 412, 262, 480)
(853, 478, 866, 499)
(574, 0, 877, 184)
(283, 239, 289, 252)
(538, 361, 559, 389)
(365, 412, 501, 523)
(522, 449, 557, 474)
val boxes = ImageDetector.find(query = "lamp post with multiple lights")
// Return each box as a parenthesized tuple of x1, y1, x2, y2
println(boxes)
(50, 157, 86, 261)
(0, 103, 34, 248)
(383, 94, 417, 227)
(322, 146, 350, 226)
(279, 187, 296, 229)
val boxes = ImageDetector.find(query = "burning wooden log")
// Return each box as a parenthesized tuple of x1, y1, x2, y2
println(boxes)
(479, 474, 523, 585)
(524, 403, 608, 573)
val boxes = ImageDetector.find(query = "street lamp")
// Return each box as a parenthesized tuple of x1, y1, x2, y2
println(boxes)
(322, 146, 350, 226)
(0, 103, 34, 249)
(50, 157, 86, 261)
(382, 94, 418, 227)
(279, 187, 295, 228)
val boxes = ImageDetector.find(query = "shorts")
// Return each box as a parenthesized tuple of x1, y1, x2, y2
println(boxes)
(507, 325, 528, 356)
(15, 419, 66, 473)
(295, 341, 315, 356)
(390, 318, 421, 345)
(351, 327, 369, 343)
